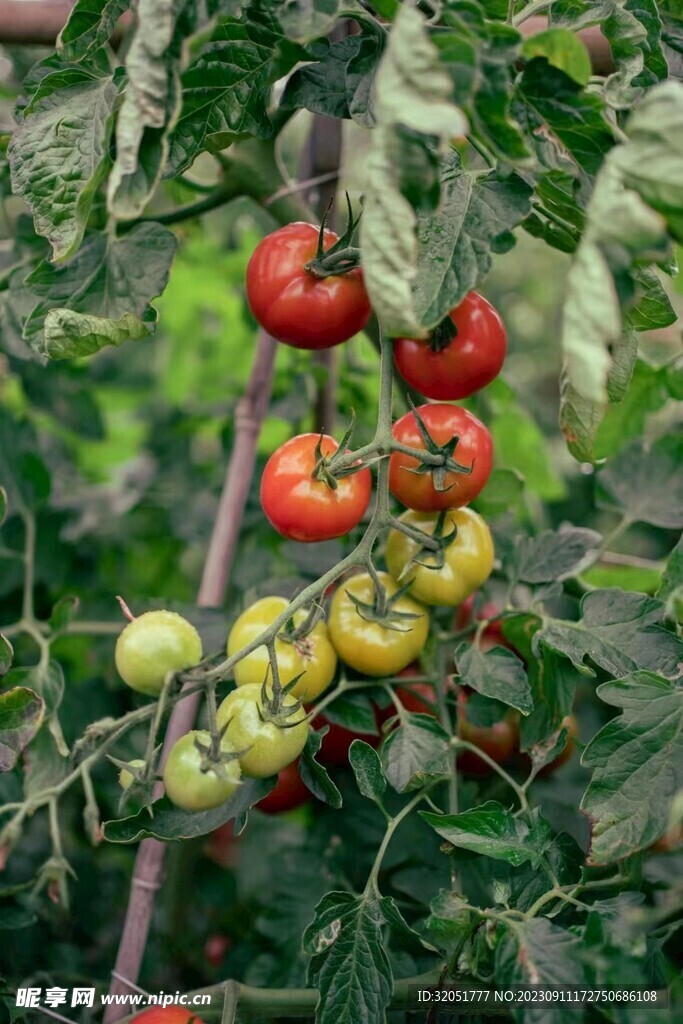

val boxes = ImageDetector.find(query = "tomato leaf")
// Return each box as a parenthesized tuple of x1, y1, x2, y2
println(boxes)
(168, 2, 307, 176)
(596, 435, 683, 528)
(23, 724, 70, 797)
(495, 918, 586, 994)
(381, 713, 450, 794)
(509, 832, 585, 912)
(413, 151, 532, 328)
(282, 29, 385, 125)
(349, 740, 386, 809)
(552, 0, 668, 107)
(522, 28, 592, 85)
(57, 0, 132, 62)
(539, 589, 683, 681)
(520, 646, 583, 750)
(360, 4, 467, 339)
(304, 890, 392, 1024)
(454, 644, 533, 716)
(102, 779, 272, 841)
(420, 802, 554, 868)
(657, 534, 683, 617)
(471, 467, 524, 519)
(8, 64, 120, 261)
(277, 0, 342, 44)
(424, 890, 477, 957)
(0, 634, 12, 677)
(48, 595, 80, 633)
(301, 728, 342, 809)
(581, 672, 683, 865)
(506, 527, 601, 585)
(0, 688, 46, 773)
(322, 691, 378, 735)
(0, 409, 51, 511)
(20, 223, 176, 359)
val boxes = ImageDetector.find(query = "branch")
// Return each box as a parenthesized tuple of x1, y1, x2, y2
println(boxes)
(103, 331, 279, 1021)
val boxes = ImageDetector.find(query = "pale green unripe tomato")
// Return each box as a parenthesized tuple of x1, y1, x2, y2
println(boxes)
(163, 730, 242, 812)
(115, 610, 202, 696)
(119, 758, 146, 790)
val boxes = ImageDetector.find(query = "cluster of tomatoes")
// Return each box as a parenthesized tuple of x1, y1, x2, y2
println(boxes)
(112, 218, 573, 816)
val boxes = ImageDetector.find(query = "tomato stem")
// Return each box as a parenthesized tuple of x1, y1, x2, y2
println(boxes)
(115, 595, 136, 622)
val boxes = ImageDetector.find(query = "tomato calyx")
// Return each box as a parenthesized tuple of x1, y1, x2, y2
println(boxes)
(311, 414, 366, 490)
(346, 570, 424, 632)
(428, 314, 458, 353)
(255, 671, 307, 730)
(304, 193, 363, 280)
(278, 603, 323, 654)
(393, 511, 459, 580)
(403, 400, 474, 491)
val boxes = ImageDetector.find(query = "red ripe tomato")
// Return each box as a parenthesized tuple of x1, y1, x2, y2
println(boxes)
(312, 712, 379, 767)
(650, 825, 683, 854)
(132, 1009, 206, 1024)
(204, 932, 232, 968)
(393, 292, 507, 400)
(245, 222, 371, 349)
(389, 404, 493, 512)
(455, 596, 509, 653)
(456, 691, 518, 776)
(256, 761, 310, 814)
(261, 433, 372, 542)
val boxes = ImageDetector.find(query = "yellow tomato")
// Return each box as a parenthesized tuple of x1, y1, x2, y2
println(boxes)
(227, 596, 337, 701)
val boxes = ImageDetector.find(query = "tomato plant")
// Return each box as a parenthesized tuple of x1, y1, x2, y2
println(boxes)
(328, 571, 430, 677)
(227, 595, 337, 701)
(245, 222, 371, 349)
(393, 292, 507, 400)
(1, 1, 682, 1022)
(389, 404, 493, 511)
(385, 507, 495, 606)
(260, 433, 372, 542)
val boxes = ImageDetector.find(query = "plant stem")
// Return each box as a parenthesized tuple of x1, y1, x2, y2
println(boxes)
(367, 786, 434, 891)
(21, 510, 36, 624)
(451, 738, 531, 814)
(513, 0, 551, 26)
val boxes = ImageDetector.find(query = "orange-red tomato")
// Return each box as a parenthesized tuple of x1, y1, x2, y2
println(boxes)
(245, 222, 371, 349)
(204, 932, 232, 968)
(456, 691, 518, 776)
(132, 1009, 206, 1024)
(260, 433, 372, 542)
(393, 292, 507, 400)
(255, 761, 310, 814)
(389, 404, 493, 512)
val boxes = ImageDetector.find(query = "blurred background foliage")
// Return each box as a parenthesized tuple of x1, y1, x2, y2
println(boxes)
(0, 44, 682, 1011)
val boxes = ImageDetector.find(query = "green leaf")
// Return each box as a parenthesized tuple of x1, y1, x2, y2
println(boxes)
(520, 645, 582, 750)
(57, 0, 132, 62)
(0, 688, 45, 772)
(413, 151, 532, 328)
(553, 0, 668, 107)
(281, 19, 385, 126)
(0, 635, 12, 677)
(21, 223, 176, 359)
(103, 778, 271, 841)
(301, 728, 342, 809)
(516, 58, 613, 176)
(581, 672, 683, 865)
(0, 409, 51, 510)
(594, 359, 672, 460)
(277, 0, 342, 43)
(495, 918, 586, 994)
(509, 832, 584, 912)
(454, 643, 533, 715)
(168, 2, 305, 176)
(510, 527, 601, 584)
(424, 890, 476, 957)
(360, 4, 467, 339)
(596, 435, 683, 528)
(23, 723, 69, 797)
(471, 467, 525, 518)
(486, 378, 565, 501)
(420, 802, 553, 867)
(0, 485, 6, 527)
(304, 890, 392, 1024)
(48, 596, 81, 633)
(322, 691, 378, 735)
(108, 0, 186, 218)
(629, 266, 677, 332)
(381, 713, 450, 793)
(522, 28, 592, 85)
(657, 534, 683, 613)
(8, 66, 119, 261)
(539, 589, 683, 681)
(349, 740, 387, 808)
